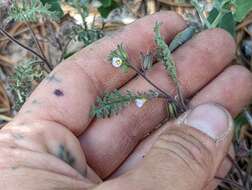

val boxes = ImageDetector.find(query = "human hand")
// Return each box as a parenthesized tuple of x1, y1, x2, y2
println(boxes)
(1, 11, 252, 190)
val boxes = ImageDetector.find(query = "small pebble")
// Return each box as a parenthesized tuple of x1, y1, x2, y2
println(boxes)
(135, 98, 147, 108)
(241, 39, 252, 60)
(248, 24, 252, 33)
(112, 57, 123, 68)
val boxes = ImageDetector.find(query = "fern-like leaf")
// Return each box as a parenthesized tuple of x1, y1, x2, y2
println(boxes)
(154, 22, 177, 83)
(90, 90, 159, 118)
(8, 0, 59, 22)
(72, 25, 104, 47)
(9, 59, 46, 111)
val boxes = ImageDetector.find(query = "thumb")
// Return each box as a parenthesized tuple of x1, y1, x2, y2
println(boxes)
(128, 103, 233, 190)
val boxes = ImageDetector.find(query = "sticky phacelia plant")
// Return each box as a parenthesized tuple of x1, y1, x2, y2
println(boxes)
(91, 22, 195, 119)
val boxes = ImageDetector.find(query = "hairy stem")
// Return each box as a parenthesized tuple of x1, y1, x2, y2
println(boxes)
(128, 63, 186, 113)
(0, 27, 50, 73)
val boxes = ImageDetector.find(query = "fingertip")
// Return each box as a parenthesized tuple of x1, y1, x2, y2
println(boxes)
(211, 28, 236, 57)
(195, 28, 236, 60)
(225, 64, 252, 80)
(190, 65, 252, 117)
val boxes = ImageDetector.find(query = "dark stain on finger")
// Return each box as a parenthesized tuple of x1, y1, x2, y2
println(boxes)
(54, 89, 64, 97)
(57, 144, 75, 167)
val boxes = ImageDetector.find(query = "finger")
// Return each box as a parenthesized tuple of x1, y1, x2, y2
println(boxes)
(79, 29, 236, 178)
(109, 65, 252, 178)
(13, 11, 186, 136)
(190, 65, 252, 116)
(94, 103, 234, 190)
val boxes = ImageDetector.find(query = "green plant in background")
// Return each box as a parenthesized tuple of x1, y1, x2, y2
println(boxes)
(0, 0, 62, 111)
(9, 59, 46, 111)
(40, 0, 64, 18)
(66, 0, 104, 47)
(2, 0, 62, 73)
(0, 0, 106, 110)
(72, 24, 104, 46)
(191, 0, 252, 37)
(8, 0, 60, 22)
(98, 0, 119, 18)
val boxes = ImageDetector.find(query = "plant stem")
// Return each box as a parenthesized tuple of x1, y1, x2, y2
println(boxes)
(0, 27, 50, 73)
(227, 154, 249, 190)
(128, 63, 186, 113)
(191, 0, 211, 28)
(215, 176, 246, 190)
(210, 11, 224, 28)
(175, 81, 187, 110)
(245, 157, 252, 190)
(25, 21, 53, 71)
(59, 39, 72, 63)
(0, 114, 12, 122)
(244, 108, 252, 127)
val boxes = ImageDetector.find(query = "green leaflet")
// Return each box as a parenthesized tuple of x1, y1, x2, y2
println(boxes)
(232, 0, 252, 22)
(90, 90, 159, 118)
(40, 0, 64, 18)
(154, 22, 177, 82)
(219, 12, 236, 37)
(9, 59, 46, 111)
(72, 25, 104, 46)
(98, 0, 119, 18)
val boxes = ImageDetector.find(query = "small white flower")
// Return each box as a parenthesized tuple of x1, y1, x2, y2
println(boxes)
(112, 57, 123, 68)
(135, 98, 147, 108)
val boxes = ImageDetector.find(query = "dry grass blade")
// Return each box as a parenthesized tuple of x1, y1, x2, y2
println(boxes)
(158, 0, 193, 7)
(0, 81, 10, 113)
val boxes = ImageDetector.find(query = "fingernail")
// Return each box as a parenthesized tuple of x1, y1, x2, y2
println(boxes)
(177, 103, 233, 142)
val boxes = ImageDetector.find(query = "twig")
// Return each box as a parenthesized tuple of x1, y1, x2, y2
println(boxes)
(215, 176, 246, 190)
(244, 157, 252, 189)
(25, 21, 53, 71)
(0, 114, 12, 122)
(244, 108, 252, 127)
(0, 24, 42, 42)
(0, 27, 50, 73)
(227, 154, 247, 188)
(0, 108, 9, 113)
(59, 38, 72, 63)
(158, 0, 193, 7)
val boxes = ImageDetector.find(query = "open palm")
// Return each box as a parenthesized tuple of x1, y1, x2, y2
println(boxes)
(1, 11, 252, 190)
